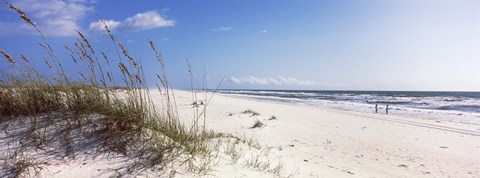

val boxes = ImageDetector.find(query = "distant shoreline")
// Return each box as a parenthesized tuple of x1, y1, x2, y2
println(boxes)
(216, 89, 480, 125)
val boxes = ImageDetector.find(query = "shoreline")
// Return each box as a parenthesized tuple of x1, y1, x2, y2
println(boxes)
(216, 91, 480, 126)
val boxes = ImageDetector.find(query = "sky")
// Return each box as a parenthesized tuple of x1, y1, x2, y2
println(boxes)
(1, 0, 479, 91)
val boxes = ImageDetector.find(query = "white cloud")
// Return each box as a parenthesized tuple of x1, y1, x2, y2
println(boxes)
(259, 29, 268, 33)
(2, 1, 173, 36)
(124, 11, 175, 30)
(88, 20, 121, 31)
(212, 26, 233, 31)
(229, 76, 318, 86)
(89, 11, 175, 32)
(3, 0, 93, 37)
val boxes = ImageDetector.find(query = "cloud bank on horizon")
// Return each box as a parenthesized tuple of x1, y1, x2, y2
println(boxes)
(230, 76, 317, 86)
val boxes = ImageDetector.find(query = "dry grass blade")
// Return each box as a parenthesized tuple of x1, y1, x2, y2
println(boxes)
(107, 72, 112, 82)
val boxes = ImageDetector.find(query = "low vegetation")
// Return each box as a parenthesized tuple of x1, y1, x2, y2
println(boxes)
(0, 3, 290, 177)
(252, 119, 265, 128)
(0, 3, 215, 177)
(241, 109, 260, 116)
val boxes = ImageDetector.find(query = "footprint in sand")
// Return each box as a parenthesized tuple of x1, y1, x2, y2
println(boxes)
(342, 170, 355, 175)
(422, 171, 431, 175)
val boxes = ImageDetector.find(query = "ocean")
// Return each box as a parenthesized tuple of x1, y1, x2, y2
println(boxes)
(218, 90, 480, 124)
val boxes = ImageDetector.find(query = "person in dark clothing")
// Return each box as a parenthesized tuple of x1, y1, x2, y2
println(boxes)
(386, 105, 389, 115)
(375, 104, 378, 113)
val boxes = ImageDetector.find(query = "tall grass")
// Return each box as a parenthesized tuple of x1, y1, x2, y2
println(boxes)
(0, 3, 293, 177)
(1, 2, 212, 176)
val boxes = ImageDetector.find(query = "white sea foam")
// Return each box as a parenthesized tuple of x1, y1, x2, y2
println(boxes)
(219, 90, 480, 125)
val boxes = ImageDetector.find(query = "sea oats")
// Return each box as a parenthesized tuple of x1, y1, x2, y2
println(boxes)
(118, 42, 137, 68)
(44, 58, 52, 68)
(100, 51, 110, 64)
(118, 62, 132, 80)
(64, 45, 77, 63)
(20, 54, 29, 63)
(76, 30, 96, 55)
(7, 2, 35, 28)
(100, 18, 115, 42)
(0, 49, 15, 63)
(135, 74, 142, 83)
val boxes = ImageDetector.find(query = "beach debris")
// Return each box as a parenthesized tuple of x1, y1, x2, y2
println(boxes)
(440, 146, 448, 149)
(269, 115, 277, 120)
(398, 164, 408, 168)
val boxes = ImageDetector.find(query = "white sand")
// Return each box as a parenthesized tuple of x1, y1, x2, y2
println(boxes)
(171, 90, 480, 177)
(2, 89, 480, 177)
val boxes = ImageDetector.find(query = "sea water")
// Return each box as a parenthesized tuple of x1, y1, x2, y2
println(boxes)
(218, 90, 480, 124)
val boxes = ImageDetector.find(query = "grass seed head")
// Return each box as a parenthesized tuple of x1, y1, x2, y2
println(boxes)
(7, 2, 35, 27)
(44, 58, 52, 68)
(0, 49, 15, 63)
(20, 54, 29, 63)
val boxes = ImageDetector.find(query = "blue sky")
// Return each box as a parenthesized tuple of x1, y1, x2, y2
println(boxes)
(1, 0, 479, 91)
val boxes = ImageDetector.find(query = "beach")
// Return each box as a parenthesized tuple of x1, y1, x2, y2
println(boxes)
(2, 89, 480, 177)
(2, 1, 480, 177)
(171, 90, 480, 177)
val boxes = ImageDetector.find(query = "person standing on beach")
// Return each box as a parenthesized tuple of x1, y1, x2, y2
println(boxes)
(375, 104, 378, 113)
(386, 105, 389, 115)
